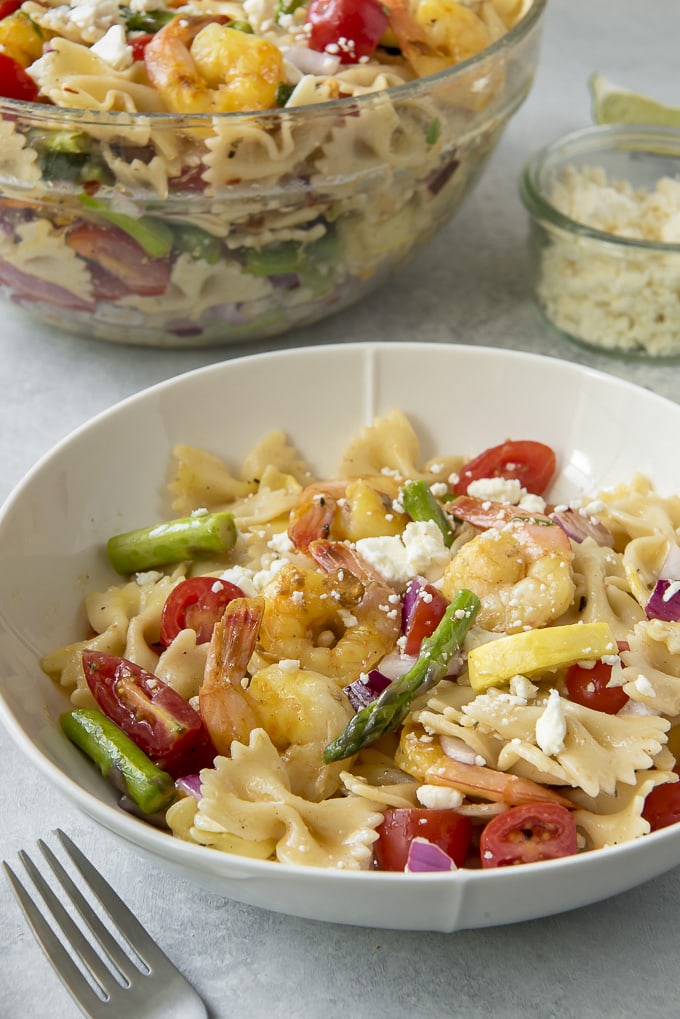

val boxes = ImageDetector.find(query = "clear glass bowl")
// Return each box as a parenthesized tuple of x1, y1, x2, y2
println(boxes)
(520, 124, 680, 360)
(0, 1, 546, 348)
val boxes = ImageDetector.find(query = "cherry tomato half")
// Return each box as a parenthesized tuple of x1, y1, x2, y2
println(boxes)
(402, 581, 449, 656)
(306, 0, 388, 64)
(565, 658, 629, 715)
(480, 803, 577, 868)
(0, 0, 22, 18)
(0, 52, 40, 101)
(374, 808, 472, 871)
(66, 222, 172, 297)
(160, 576, 244, 647)
(642, 768, 680, 832)
(82, 650, 216, 777)
(129, 32, 155, 62)
(455, 440, 557, 496)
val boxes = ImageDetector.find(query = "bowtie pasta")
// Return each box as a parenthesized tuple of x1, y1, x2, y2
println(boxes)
(44, 410, 680, 871)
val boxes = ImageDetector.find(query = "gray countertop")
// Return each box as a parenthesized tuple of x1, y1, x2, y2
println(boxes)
(1, 1, 679, 1016)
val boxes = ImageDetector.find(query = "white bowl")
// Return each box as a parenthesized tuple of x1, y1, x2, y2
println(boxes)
(1, 341, 680, 932)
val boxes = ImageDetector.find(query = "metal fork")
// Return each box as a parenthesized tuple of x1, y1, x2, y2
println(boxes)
(3, 829, 207, 1018)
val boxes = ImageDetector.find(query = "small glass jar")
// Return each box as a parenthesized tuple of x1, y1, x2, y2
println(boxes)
(520, 124, 680, 359)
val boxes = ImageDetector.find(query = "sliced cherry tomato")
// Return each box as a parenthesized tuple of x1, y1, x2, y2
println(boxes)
(455, 440, 557, 496)
(0, 0, 22, 18)
(306, 0, 388, 64)
(66, 222, 172, 297)
(565, 658, 629, 714)
(160, 576, 244, 647)
(402, 581, 449, 656)
(480, 803, 577, 868)
(0, 52, 40, 101)
(374, 808, 472, 871)
(129, 32, 155, 62)
(82, 650, 216, 777)
(642, 768, 680, 832)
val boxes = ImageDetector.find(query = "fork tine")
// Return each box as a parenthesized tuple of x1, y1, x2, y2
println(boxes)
(55, 830, 171, 971)
(19, 845, 128, 992)
(3, 859, 110, 1018)
(5, 831, 208, 1019)
(38, 837, 143, 985)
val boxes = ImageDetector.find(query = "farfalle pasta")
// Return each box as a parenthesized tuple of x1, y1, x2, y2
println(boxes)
(46, 411, 680, 871)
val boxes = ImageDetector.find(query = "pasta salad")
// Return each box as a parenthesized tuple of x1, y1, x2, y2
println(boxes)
(0, 0, 541, 345)
(43, 411, 680, 872)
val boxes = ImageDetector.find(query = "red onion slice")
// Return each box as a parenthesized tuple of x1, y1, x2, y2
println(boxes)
(176, 774, 202, 799)
(645, 579, 680, 622)
(405, 837, 457, 873)
(661, 544, 680, 582)
(550, 507, 614, 547)
(343, 670, 391, 711)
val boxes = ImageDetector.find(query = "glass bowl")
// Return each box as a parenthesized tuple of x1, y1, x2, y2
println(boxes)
(0, 1, 546, 348)
(520, 124, 680, 359)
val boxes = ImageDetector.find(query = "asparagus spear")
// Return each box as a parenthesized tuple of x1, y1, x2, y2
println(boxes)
(60, 708, 176, 814)
(323, 588, 480, 763)
(401, 479, 454, 547)
(107, 510, 237, 574)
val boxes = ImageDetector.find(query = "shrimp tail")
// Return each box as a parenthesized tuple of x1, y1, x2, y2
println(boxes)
(307, 538, 386, 587)
(199, 596, 264, 755)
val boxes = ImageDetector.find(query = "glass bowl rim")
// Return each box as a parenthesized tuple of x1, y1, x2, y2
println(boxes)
(0, 0, 547, 127)
(519, 122, 680, 253)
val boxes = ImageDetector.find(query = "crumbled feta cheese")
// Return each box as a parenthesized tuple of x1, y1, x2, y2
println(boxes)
(90, 24, 133, 69)
(509, 674, 538, 700)
(467, 477, 524, 504)
(252, 556, 288, 589)
(135, 570, 164, 586)
(219, 565, 258, 597)
(268, 530, 294, 555)
(634, 674, 656, 698)
(535, 689, 567, 756)
(536, 166, 680, 357)
(518, 492, 547, 513)
(355, 520, 451, 586)
(416, 784, 464, 809)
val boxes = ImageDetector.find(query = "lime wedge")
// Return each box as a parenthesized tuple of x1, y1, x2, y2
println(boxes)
(589, 73, 680, 127)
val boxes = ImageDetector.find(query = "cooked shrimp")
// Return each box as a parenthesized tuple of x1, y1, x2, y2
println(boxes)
(199, 597, 263, 755)
(442, 497, 575, 632)
(247, 660, 355, 800)
(397, 724, 573, 807)
(287, 476, 405, 551)
(199, 598, 356, 797)
(257, 540, 401, 684)
(382, 0, 491, 77)
(144, 15, 286, 115)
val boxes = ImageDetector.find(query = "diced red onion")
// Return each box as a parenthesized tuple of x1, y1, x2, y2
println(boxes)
(374, 651, 419, 680)
(661, 544, 680, 582)
(440, 735, 482, 766)
(175, 774, 202, 799)
(402, 577, 425, 632)
(284, 45, 341, 76)
(550, 507, 615, 547)
(343, 670, 391, 711)
(405, 837, 457, 873)
(645, 579, 680, 622)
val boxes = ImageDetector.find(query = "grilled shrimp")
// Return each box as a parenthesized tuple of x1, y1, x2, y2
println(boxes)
(442, 497, 575, 632)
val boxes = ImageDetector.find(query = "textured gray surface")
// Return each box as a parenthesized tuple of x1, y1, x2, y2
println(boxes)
(2, 1, 680, 1016)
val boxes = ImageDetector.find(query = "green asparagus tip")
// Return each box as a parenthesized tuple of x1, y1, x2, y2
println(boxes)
(107, 510, 237, 574)
(323, 589, 480, 763)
